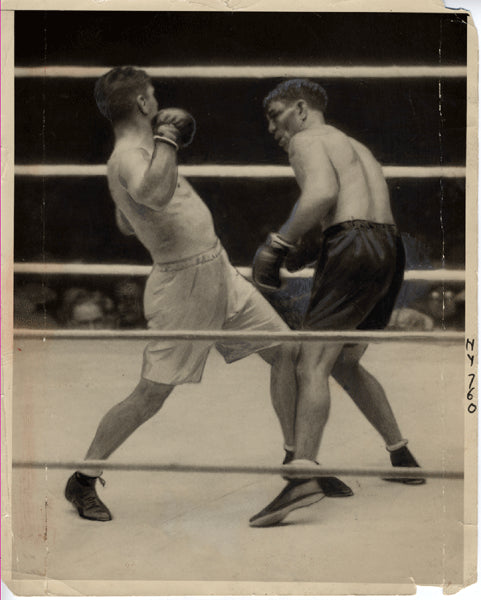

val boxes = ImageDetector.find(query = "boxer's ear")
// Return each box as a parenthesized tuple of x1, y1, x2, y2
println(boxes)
(296, 99, 308, 121)
(136, 94, 149, 115)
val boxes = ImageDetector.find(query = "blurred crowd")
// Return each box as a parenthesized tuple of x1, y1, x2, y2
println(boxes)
(14, 279, 146, 330)
(14, 276, 465, 331)
(262, 278, 465, 332)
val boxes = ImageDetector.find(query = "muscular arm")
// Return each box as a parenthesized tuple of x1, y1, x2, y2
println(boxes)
(279, 135, 338, 243)
(118, 140, 178, 210)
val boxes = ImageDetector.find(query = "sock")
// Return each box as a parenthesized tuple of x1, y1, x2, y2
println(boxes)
(386, 438, 409, 452)
(78, 468, 103, 478)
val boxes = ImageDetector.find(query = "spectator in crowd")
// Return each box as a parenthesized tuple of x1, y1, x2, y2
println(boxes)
(112, 278, 146, 329)
(425, 286, 460, 329)
(14, 282, 59, 329)
(388, 285, 465, 331)
(58, 288, 117, 329)
(388, 306, 434, 331)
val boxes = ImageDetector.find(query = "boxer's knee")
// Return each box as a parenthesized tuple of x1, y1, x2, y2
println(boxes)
(297, 342, 343, 384)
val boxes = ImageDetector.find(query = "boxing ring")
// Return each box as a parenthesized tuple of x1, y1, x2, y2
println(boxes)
(10, 56, 471, 590)
(12, 333, 465, 586)
(12, 268, 467, 587)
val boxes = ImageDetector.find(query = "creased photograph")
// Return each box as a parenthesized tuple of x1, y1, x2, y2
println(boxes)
(1, 0, 477, 597)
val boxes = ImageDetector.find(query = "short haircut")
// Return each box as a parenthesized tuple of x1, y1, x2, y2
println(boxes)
(94, 66, 151, 123)
(263, 79, 328, 113)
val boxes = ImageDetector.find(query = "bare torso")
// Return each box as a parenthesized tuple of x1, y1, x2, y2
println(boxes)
(289, 126, 394, 229)
(107, 148, 218, 264)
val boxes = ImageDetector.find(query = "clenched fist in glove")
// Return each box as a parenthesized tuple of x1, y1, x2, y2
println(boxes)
(252, 233, 296, 291)
(152, 108, 196, 150)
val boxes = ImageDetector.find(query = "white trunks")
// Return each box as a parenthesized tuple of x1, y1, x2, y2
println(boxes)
(142, 240, 288, 385)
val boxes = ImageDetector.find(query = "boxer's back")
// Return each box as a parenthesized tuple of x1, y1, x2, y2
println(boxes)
(292, 126, 395, 228)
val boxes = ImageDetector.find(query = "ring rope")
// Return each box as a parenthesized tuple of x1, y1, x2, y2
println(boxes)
(13, 329, 465, 344)
(12, 460, 463, 480)
(14, 165, 466, 179)
(13, 263, 466, 282)
(14, 65, 467, 79)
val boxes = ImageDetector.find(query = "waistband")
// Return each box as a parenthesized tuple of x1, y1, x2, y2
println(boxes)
(324, 220, 398, 237)
(152, 239, 223, 272)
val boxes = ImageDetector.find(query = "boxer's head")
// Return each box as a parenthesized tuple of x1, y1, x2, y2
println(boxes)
(264, 79, 328, 150)
(95, 66, 157, 123)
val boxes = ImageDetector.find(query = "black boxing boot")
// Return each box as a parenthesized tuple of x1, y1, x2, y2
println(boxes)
(384, 441, 426, 485)
(65, 471, 112, 521)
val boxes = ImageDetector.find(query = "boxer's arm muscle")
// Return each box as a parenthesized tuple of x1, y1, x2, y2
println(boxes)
(118, 145, 178, 210)
(279, 136, 338, 243)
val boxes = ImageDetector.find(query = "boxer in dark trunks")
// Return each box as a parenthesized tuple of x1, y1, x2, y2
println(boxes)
(250, 79, 424, 527)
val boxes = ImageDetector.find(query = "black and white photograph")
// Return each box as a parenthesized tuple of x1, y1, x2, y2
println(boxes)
(1, 0, 478, 596)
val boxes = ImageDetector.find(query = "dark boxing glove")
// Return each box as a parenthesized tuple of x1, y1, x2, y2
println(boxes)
(152, 108, 196, 150)
(252, 233, 295, 291)
(285, 224, 323, 272)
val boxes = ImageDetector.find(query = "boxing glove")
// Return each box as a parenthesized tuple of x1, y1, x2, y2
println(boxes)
(152, 108, 196, 149)
(252, 233, 295, 290)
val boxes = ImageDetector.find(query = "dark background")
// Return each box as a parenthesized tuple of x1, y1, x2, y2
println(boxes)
(14, 12, 467, 67)
(14, 11, 467, 268)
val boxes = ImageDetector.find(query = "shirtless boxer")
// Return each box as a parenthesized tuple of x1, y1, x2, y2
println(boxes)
(64, 68, 346, 522)
(250, 79, 424, 527)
